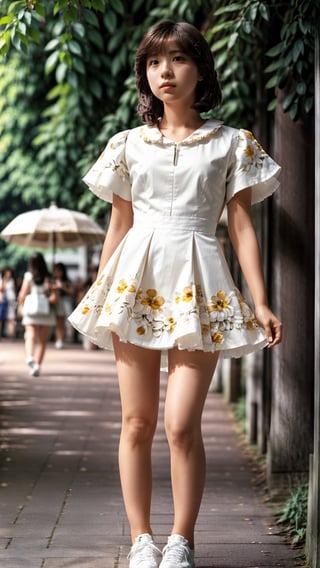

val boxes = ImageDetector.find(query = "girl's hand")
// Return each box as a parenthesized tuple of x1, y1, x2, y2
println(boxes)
(254, 305, 282, 348)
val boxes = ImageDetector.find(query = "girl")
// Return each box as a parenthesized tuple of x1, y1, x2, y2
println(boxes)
(0, 266, 16, 338)
(69, 21, 282, 568)
(19, 252, 56, 377)
(52, 262, 74, 349)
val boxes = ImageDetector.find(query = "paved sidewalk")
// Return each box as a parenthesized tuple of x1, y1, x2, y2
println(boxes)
(0, 340, 301, 568)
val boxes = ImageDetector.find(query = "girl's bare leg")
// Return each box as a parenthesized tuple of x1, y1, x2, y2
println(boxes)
(24, 324, 37, 360)
(113, 334, 161, 543)
(36, 325, 51, 364)
(166, 348, 219, 548)
(55, 315, 65, 343)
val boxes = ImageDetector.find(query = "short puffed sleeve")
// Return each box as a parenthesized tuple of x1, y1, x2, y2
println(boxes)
(226, 129, 281, 204)
(82, 130, 131, 203)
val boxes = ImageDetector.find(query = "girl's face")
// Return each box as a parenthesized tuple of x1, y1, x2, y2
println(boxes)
(146, 39, 202, 108)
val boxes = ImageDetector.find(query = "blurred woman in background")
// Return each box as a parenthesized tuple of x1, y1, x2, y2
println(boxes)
(18, 252, 57, 376)
(52, 262, 74, 349)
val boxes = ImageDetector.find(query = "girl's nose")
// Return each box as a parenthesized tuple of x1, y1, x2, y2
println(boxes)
(161, 60, 173, 77)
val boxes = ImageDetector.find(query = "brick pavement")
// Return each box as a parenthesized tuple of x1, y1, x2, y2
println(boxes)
(0, 339, 302, 568)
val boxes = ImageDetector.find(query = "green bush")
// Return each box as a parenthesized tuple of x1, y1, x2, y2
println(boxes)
(277, 483, 308, 546)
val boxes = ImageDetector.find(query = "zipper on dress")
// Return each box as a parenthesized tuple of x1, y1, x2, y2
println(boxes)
(173, 144, 178, 166)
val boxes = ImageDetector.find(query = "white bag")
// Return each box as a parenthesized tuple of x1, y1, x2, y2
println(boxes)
(23, 293, 50, 316)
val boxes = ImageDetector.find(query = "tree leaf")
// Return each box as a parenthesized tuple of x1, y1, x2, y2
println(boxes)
(68, 40, 82, 56)
(282, 91, 295, 112)
(110, 0, 125, 15)
(0, 15, 14, 25)
(45, 38, 61, 52)
(296, 81, 306, 95)
(104, 10, 117, 33)
(45, 50, 60, 74)
(304, 96, 313, 113)
(56, 61, 68, 83)
(82, 9, 99, 28)
(72, 56, 85, 74)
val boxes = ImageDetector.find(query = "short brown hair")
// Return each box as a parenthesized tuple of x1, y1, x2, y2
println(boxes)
(135, 21, 222, 125)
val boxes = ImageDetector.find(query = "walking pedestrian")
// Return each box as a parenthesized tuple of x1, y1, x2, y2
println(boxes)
(18, 252, 57, 376)
(52, 262, 74, 349)
(0, 266, 17, 338)
(69, 21, 282, 568)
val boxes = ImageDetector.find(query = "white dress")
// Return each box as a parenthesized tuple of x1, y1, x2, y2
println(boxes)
(69, 120, 281, 359)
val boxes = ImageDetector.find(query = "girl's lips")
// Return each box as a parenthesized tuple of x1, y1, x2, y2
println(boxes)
(160, 83, 175, 89)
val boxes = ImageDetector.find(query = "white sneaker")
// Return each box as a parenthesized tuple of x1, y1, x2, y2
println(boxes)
(160, 535, 195, 568)
(31, 363, 40, 377)
(26, 357, 36, 375)
(55, 340, 64, 349)
(128, 533, 162, 568)
(26, 356, 34, 369)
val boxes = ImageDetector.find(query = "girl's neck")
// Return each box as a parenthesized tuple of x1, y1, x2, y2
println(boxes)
(161, 105, 202, 128)
(159, 108, 205, 142)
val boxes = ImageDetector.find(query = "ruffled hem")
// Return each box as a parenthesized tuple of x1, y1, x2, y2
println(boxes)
(70, 316, 268, 359)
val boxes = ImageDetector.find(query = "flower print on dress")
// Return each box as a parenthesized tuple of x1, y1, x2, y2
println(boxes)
(103, 129, 129, 183)
(80, 275, 113, 317)
(238, 129, 268, 172)
(100, 155, 128, 183)
(75, 273, 262, 355)
(133, 288, 167, 338)
(110, 278, 139, 315)
(235, 289, 258, 330)
(174, 284, 201, 323)
(208, 290, 234, 323)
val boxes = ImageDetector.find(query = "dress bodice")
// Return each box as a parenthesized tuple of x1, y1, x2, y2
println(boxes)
(83, 119, 281, 235)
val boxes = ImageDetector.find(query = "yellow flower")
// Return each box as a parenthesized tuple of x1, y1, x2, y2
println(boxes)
(141, 289, 165, 310)
(241, 129, 266, 156)
(182, 286, 193, 302)
(136, 326, 146, 335)
(127, 283, 136, 293)
(146, 288, 156, 298)
(81, 305, 90, 315)
(117, 279, 128, 294)
(95, 277, 103, 286)
(244, 145, 255, 160)
(212, 331, 224, 344)
(166, 317, 177, 331)
(211, 290, 229, 311)
(241, 129, 255, 141)
(175, 293, 181, 304)
(104, 303, 111, 314)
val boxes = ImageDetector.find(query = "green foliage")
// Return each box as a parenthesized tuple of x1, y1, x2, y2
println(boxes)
(0, 0, 316, 273)
(206, 0, 317, 126)
(277, 482, 308, 546)
(233, 395, 246, 433)
(265, 0, 315, 121)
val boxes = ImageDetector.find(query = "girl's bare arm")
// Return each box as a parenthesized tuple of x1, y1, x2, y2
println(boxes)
(18, 277, 31, 304)
(227, 188, 282, 347)
(98, 193, 133, 275)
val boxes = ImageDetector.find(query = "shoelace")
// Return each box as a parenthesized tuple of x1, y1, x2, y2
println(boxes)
(163, 541, 190, 562)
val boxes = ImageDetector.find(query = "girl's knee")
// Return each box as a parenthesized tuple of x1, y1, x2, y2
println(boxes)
(122, 415, 156, 446)
(165, 421, 199, 452)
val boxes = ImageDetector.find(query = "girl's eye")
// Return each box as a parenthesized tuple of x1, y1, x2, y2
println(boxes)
(148, 59, 159, 66)
(173, 55, 184, 61)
